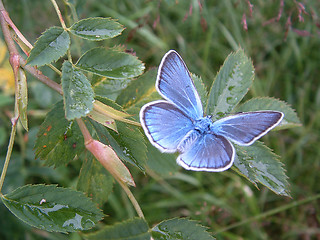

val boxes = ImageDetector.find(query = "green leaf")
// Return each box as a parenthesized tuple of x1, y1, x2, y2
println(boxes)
(192, 73, 208, 108)
(1, 184, 103, 233)
(233, 142, 290, 197)
(85, 218, 150, 240)
(61, 61, 94, 120)
(116, 68, 157, 109)
(116, 69, 160, 122)
(34, 101, 85, 167)
(152, 218, 215, 240)
(94, 78, 132, 100)
(125, 91, 161, 122)
(146, 142, 179, 177)
(89, 99, 139, 130)
(17, 68, 28, 131)
(69, 17, 124, 41)
(76, 48, 145, 79)
(77, 153, 114, 206)
(108, 121, 146, 171)
(89, 117, 146, 172)
(88, 97, 147, 171)
(236, 97, 301, 129)
(88, 107, 117, 132)
(206, 48, 254, 119)
(27, 27, 70, 66)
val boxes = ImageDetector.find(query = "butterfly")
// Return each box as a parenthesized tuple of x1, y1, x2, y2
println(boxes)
(139, 50, 284, 172)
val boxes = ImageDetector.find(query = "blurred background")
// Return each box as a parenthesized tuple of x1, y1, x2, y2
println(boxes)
(1, 0, 320, 239)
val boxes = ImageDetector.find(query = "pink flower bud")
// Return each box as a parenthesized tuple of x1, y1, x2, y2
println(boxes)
(86, 139, 135, 187)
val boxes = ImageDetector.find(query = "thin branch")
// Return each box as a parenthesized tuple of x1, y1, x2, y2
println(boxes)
(50, 0, 67, 29)
(118, 179, 145, 219)
(20, 58, 63, 95)
(1, 10, 33, 49)
(0, 6, 19, 59)
(0, 120, 17, 193)
(76, 118, 92, 144)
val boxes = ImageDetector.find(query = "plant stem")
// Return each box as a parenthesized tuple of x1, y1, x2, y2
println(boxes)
(118, 179, 145, 219)
(0, 0, 21, 194)
(0, 1, 33, 50)
(76, 118, 92, 144)
(48, 64, 62, 76)
(63, 0, 78, 22)
(50, 0, 67, 29)
(0, 4, 19, 57)
(0, 118, 17, 193)
(50, 0, 73, 63)
(1, 10, 33, 49)
(214, 193, 320, 234)
(0, 1, 62, 97)
(20, 58, 63, 95)
(77, 118, 144, 218)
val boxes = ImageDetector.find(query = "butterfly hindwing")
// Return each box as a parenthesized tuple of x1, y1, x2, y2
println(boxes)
(140, 100, 194, 152)
(211, 111, 284, 146)
(177, 133, 235, 172)
(157, 50, 203, 120)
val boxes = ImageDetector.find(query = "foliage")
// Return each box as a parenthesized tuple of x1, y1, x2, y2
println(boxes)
(1, 0, 319, 239)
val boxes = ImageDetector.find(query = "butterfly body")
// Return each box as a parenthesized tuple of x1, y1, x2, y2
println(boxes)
(140, 50, 284, 172)
(194, 116, 213, 134)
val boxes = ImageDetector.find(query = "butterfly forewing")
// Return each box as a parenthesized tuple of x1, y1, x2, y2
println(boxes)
(212, 111, 284, 146)
(157, 50, 203, 120)
(140, 100, 194, 152)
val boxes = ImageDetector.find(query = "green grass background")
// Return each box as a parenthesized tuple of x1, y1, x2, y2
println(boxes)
(1, 0, 320, 239)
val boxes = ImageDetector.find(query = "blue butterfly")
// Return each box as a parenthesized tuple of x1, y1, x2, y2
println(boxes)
(140, 50, 284, 172)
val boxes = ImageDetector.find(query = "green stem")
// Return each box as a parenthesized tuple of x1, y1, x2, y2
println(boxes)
(50, 0, 67, 29)
(62, 0, 82, 58)
(0, 0, 20, 194)
(0, 120, 17, 193)
(50, 0, 73, 63)
(48, 64, 62, 76)
(118, 180, 145, 219)
(77, 118, 143, 218)
(214, 193, 320, 234)
(63, 0, 78, 22)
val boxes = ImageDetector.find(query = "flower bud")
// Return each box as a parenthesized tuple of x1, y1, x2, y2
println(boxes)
(86, 139, 135, 187)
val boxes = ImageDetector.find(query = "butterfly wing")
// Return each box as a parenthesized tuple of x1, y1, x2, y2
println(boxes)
(140, 100, 194, 153)
(211, 111, 284, 146)
(177, 133, 235, 172)
(156, 50, 203, 120)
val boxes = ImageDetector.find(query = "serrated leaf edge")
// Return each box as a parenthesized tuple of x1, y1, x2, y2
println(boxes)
(152, 217, 215, 239)
(235, 142, 290, 197)
(2, 184, 104, 233)
(84, 217, 149, 239)
(27, 26, 70, 66)
(69, 17, 125, 41)
(75, 47, 145, 79)
(205, 48, 254, 116)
